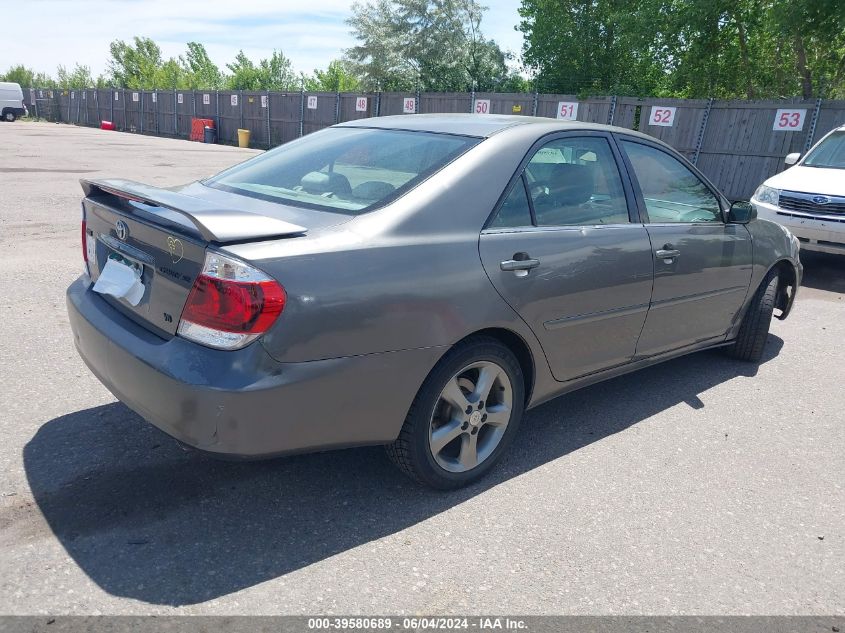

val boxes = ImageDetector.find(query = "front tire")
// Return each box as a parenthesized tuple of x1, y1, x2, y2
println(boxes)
(386, 336, 525, 489)
(727, 270, 779, 362)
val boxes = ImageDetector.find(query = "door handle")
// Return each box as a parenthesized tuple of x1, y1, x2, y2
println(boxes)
(655, 244, 681, 260)
(500, 256, 540, 272)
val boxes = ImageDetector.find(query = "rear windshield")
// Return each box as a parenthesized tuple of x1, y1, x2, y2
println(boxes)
(206, 127, 479, 213)
(804, 130, 845, 169)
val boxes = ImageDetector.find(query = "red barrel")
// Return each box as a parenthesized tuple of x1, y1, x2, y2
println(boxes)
(100, 120, 115, 131)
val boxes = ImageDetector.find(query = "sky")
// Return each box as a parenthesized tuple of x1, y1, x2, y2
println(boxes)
(6, 0, 525, 78)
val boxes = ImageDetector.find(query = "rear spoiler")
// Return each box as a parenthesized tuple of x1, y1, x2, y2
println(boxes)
(81, 178, 308, 243)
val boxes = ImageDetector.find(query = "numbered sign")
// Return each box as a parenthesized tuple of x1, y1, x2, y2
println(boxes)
(261, 95, 268, 108)
(474, 99, 491, 114)
(230, 94, 238, 106)
(355, 96, 368, 112)
(71, 92, 75, 99)
(82, 91, 86, 100)
(403, 97, 416, 114)
(151, 93, 157, 103)
(203, 93, 210, 105)
(773, 109, 806, 131)
(556, 101, 578, 120)
(307, 95, 318, 110)
(132, 92, 139, 102)
(648, 106, 676, 127)
(114, 91, 120, 101)
(177, 93, 183, 104)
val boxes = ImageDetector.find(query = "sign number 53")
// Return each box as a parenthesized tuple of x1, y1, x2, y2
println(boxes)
(773, 109, 806, 131)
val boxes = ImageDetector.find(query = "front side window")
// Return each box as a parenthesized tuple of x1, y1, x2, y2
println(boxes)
(804, 131, 845, 169)
(621, 140, 722, 223)
(206, 127, 478, 213)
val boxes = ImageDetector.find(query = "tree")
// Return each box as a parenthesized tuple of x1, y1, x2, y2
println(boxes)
(226, 50, 298, 90)
(56, 64, 95, 89)
(182, 42, 223, 89)
(346, 0, 513, 91)
(1, 65, 56, 88)
(108, 37, 164, 88)
(304, 60, 362, 92)
(517, 0, 668, 96)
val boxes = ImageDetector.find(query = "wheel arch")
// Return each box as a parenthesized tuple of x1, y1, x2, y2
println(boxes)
(770, 258, 799, 320)
(453, 327, 536, 406)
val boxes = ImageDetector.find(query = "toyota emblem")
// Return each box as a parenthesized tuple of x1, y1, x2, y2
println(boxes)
(115, 219, 129, 241)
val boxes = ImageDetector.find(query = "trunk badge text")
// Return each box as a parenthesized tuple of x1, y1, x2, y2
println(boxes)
(115, 220, 129, 241)
(166, 236, 184, 264)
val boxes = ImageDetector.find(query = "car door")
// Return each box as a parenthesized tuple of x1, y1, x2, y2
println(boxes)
(617, 137, 753, 357)
(479, 132, 654, 382)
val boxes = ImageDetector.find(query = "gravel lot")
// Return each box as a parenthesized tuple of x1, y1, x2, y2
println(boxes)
(0, 122, 843, 615)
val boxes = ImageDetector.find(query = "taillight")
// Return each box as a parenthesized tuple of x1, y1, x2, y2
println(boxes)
(81, 202, 90, 276)
(81, 219, 88, 263)
(177, 252, 286, 350)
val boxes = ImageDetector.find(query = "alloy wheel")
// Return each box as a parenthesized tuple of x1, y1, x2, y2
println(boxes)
(428, 360, 513, 473)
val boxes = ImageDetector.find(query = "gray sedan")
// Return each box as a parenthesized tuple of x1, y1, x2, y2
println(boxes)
(67, 114, 802, 489)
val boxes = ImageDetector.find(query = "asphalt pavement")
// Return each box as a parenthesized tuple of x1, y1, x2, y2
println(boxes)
(0, 122, 842, 615)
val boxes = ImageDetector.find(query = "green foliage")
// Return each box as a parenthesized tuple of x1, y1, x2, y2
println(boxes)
(518, 0, 845, 98)
(1, 64, 56, 88)
(304, 60, 362, 92)
(56, 64, 95, 89)
(346, 0, 521, 91)
(182, 42, 224, 89)
(225, 50, 299, 91)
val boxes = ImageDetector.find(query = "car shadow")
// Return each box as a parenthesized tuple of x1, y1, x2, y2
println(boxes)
(23, 337, 783, 606)
(799, 251, 845, 294)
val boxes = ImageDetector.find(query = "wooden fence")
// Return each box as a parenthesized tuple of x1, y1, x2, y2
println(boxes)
(24, 87, 845, 201)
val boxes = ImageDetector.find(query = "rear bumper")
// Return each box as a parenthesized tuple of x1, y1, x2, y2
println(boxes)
(67, 276, 442, 457)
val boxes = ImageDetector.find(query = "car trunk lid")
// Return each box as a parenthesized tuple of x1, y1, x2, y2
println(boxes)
(81, 178, 309, 337)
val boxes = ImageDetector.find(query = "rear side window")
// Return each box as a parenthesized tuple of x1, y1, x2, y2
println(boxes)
(525, 137, 629, 226)
(621, 140, 722, 223)
(489, 178, 533, 228)
(206, 128, 478, 214)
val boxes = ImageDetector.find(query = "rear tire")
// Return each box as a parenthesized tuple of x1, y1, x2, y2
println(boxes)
(386, 336, 525, 489)
(727, 270, 779, 362)
(3, 111, 16, 122)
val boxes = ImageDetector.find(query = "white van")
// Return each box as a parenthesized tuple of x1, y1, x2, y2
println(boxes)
(0, 82, 28, 122)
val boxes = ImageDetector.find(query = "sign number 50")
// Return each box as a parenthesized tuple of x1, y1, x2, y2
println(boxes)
(474, 99, 490, 114)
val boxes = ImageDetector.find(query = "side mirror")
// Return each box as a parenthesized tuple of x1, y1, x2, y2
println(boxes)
(784, 152, 800, 166)
(728, 201, 757, 224)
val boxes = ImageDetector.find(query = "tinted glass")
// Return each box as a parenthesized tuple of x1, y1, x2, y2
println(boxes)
(207, 127, 478, 213)
(489, 178, 533, 228)
(524, 137, 629, 226)
(804, 131, 845, 169)
(622, 141, 722, 223)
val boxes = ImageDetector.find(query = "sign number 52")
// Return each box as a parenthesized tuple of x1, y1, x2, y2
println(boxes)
(649, 106, 676, 127)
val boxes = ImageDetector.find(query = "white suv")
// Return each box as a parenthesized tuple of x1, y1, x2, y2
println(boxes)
(751, 124, 845, 255)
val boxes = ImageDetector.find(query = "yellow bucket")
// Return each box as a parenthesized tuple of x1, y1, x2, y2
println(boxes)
(237, 128, 250, 148)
